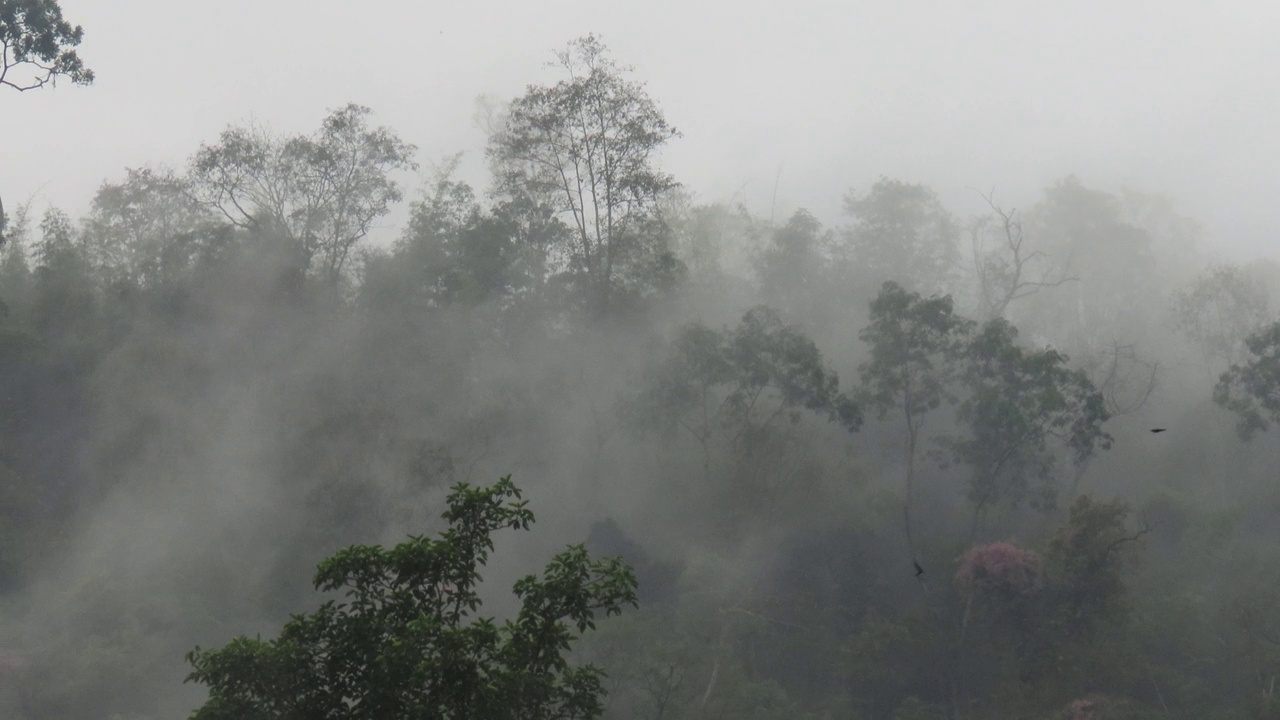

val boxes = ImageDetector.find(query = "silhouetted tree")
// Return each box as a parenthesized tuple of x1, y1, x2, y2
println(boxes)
(488, 35, 681, 318)
(190, 104, 416, 284)
(842, 178, 959, 296)
(0, 0, 92, 92)
(947, 319, 1111, 535)
(858, 281, 973, 564)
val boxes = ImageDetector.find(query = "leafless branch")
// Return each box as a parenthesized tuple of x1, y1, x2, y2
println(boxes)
(971, 190, 1078, 320)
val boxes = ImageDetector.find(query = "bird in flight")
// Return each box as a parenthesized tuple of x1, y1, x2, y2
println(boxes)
(913, 560, 925, 577)
(1150, 428, 1167, 434)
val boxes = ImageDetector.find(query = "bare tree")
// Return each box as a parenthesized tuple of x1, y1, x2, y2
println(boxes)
(970, 192, 1076, 321)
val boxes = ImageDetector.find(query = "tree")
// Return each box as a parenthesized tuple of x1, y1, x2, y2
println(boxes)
(1020, 177, 1155, 354)
(948, 319, 1111, 536)
(185, 476, 637, 720)
(1, 0, 94, 245)
(1045, 496, 1145, 636)
(1214, 321, 1280, 441)
(488, 35, 681, 318)
(969, 193, 1075, 321)
(376, 157, 533, 310)
(0, 0, 92, 92)
(754, 209, 834, 320)
(190, 103, 416, 284)
(628, 306, 860, 494)
(1173, 264, 1272, 373)
(82, 167, 222, 288)
(857, 281, 973, 564)
(841, 178, 959, 296)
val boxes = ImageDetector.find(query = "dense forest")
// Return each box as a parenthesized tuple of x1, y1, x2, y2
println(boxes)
(6, 4, 1280, 719)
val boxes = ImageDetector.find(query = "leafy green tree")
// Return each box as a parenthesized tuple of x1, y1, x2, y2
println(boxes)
(190, 103, 416, 284)
(373, 158, 534, 310)
(0, 0, 92, 92)
(948, 319, 1111, 535)
(630, 306, 860, 482)
(186, 477, 637, 720)
(0, 196, 32, 304)
(841, 178, 959, 296)
(1046, 496, 1145, 636)
(0, 0, 90, 240)
(755, 209, 833, 318)
(30, 206, 97, 340)
(723, 306, 861, 435)
(858, 281, 973, 563)
(1215, 321, 1280, 440)
(488, 35, 681, 318)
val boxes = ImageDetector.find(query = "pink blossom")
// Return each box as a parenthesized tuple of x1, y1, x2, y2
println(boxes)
(955, 541, 1042, 597)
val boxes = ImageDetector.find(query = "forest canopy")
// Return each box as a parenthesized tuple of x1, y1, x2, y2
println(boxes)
(4, 22, 1280, 720)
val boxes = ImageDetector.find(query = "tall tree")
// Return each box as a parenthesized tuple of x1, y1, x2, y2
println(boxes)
(1021, 177, 1155, 354)
(755, 209, 834, 321)
(857, 281, 973, 565)
(190, 103, 416, 284)
(82, 167, 221, 288)
(186, 477, 637, 720)
(0, 0, 92, 92)
(948, 319, 1111, 536)
(488, 35, 681, 318)
(841, 178, 959, 296)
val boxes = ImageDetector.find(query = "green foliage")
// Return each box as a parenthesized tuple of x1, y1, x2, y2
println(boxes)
(631, 306, 861, 450)
(3, 29, 1276, 720)
(185, 477, 637, 720)
(1046, 496, 1144, 634)
(842, 178, 959, 295)
(1215, 321, 1280, 440)
(371, 159, 537, 311)
(724, 307, 861, 432)
(858, 280, 973, 555)
(83, 168, 223, 288)
(948, 319, 1112, 517)
(755, 210, 834, 319)
(0, 0, 93, 92)
(858, 281, 973, 424)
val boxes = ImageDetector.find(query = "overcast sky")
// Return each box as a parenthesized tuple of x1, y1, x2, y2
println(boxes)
(6, 0, 1279, 258)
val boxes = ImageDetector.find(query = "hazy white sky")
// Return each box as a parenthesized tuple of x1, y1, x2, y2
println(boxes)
(6, 0, 1280, 258)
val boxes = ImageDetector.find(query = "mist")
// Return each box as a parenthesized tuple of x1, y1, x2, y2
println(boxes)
(5, 4, 1280, 719)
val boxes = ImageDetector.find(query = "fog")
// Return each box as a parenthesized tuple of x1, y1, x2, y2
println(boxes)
(5, 4, 1280, 720)
(10, 1, 1280, 257)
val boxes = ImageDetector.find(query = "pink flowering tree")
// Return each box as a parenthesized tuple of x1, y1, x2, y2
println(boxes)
(955, 541, 1043, 603)
(951, 541, 1044, 716)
